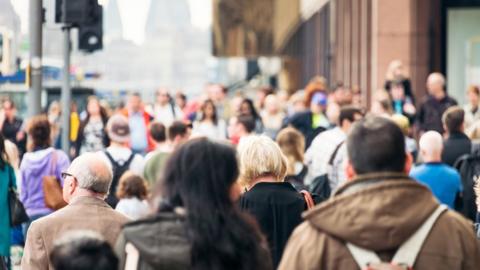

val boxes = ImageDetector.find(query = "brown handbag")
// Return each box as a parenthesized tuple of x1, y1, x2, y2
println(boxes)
(43, 150, 67, 210)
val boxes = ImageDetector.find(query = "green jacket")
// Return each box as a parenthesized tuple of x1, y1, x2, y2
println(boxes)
(0, 163, 16, 256)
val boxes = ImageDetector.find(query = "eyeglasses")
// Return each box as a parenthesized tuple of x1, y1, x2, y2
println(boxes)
(61, 172, 76, 180)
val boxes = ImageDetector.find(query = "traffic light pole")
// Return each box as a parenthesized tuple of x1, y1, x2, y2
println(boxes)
(61, 26, 71, 154)
(28, 0, 43, 117)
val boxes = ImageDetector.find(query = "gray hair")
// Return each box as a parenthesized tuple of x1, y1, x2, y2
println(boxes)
(68, 153, 113, 194)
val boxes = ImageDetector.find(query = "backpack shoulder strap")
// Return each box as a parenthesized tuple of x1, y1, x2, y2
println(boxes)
(391, 205, 447, 267)
(346, 205, 447, 269)
(123, 152, 136, 168)
(328, 141, 345, 166)
(104, 150, 118, 167)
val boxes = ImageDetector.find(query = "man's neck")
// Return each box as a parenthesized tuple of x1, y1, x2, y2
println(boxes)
(432, 90, 445, 100)
(423, 156, 442, 163)
(69, 190, 106, 203)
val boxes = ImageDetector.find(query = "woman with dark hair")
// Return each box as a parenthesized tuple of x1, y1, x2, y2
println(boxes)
(115, 138, 272, 270)
(240, 98, 264, 134)
(192, 99, 226, 140)
(0, 133, 17, 267)
(75, 96, 110, 155)
(20, 115, 70, 235)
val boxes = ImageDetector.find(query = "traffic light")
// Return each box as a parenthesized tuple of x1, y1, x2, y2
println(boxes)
(55, 0, 101, 26)
(78, 6, 103, 52)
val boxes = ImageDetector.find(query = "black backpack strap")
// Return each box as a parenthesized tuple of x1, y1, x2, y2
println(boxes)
(328, 141, 345, 166)
(123, 152, 136, 169)
(104, 150, 119, 168)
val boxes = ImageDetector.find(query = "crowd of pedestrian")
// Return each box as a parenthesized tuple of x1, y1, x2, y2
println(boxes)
(1, 59, 480, 269)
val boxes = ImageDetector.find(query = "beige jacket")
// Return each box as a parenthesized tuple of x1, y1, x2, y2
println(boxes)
(21, 196, 130, 270)
(278, 173, 480, 270)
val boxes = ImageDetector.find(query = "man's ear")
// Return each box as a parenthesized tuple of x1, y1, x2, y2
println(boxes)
(345, 159, 356, 181)
(404, 152, 413, 174)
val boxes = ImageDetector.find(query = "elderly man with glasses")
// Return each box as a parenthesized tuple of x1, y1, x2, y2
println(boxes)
(21, 153, 131, 270)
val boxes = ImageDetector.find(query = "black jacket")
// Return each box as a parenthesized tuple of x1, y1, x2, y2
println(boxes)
(417, 95, 457, 133)
(239, 182, 306, 268)
(442, 132, 472, 167)
(284, 111, 326, 149)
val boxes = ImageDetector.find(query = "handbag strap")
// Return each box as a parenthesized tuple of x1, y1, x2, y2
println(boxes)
(49, 149, 58, 176)
(300, 190, 315, 210)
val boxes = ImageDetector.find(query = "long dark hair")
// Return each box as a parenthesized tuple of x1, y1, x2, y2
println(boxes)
(157, 138, 269, 270)
(241, 98, 261, 120)
(199, 99, 218, 125)
(0, 133, 7, 170)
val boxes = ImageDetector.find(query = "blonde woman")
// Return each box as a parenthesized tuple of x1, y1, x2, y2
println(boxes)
(384, 60, 415, 103)
(276, 127, 307, 190)
(238, 135, 308, 268)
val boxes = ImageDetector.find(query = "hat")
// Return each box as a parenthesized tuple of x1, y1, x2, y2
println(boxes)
(311, 92, 328, 106)
(106, 114, 130, 143)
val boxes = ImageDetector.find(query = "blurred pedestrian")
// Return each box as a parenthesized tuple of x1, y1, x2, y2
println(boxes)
(50, 231, 118, 270)
(208, 83, 232, 121)
(192, 99, 227, 140)
(284, 80, 330, 148)
(410, 131, 462, 209)
(228, 115, 255, 145)
(276, 127, 307, 190)
(256, 86, 275, 111)
(20, 115, 70, 235)
(441, 106, 471, 166)
(47, 101, 62, 147)
(305, 106, 363, 186)
(75, 96, 110, 155)
(384, 60, 415, 103)
(239, 98, 264, 134)
(175, 92, 187, 112)
(0, 133, 18, 268)
(391, 114, 418, 160)
(417, 72, 457, 134)
(279, 117, 480, 269)
(286, 91, 306, 117)
(238, 135, 308, 268)
(115, 172, 150, 220)
(22, 153, 129, 270)
(0, 99, 26, 156)
(153, 88, 183, 126)
(143, 121, 189, 186)
(121, 93, 154, 155)
(116, 138, 272, 270)
(370, 90, 392, 117)
(261, 94, 286, 139)
(101, 114, 144, 207)
(390, 79, 416, 123)
(464, 85, 480, 131)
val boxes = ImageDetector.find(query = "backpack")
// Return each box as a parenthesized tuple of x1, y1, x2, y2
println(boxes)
(453, 153, 480, 221)
(309, 141, 344, 202)
(104, 151, 135, 208)
(346, 205, 447, 270)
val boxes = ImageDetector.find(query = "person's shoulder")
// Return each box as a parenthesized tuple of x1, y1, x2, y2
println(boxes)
(437, 209, 476, 238)
(440, 165, 461, 177)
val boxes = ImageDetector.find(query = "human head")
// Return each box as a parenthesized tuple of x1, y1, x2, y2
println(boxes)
(257, 86, 274, 109)
(442, 106, 465, 134)
(106, 114, 130, 144)
(175, 92, 187, 110)
(310, 91, 328, 114)
(128, 92, 142, 113)
(50, 231, 118, 270)
(27, 115, 51, 151)
(116, 172, 148, 200)
(156, 88, 170, 105)
(200, 99, 218, 123)
(333, 83, 353, 106)
(0, 133, 8, 169)
(2, 99, 16, 120)
(338, 106, 363, 132)
(228, 115, 255, 139)
(390, 80, 406, 101)
(426, 72, 446, 98)
(239, 98, 259, 118)
(346, 116, 410, 178)
(391, 114, 410, 135)
(467, 85, 480, 107)
(419, 131, 443, 162)
(149, 121, 166, 144)
(370, 90, 392, 116)
(238, 135, 287, 187)
(168, 121, 190, 147)
(276, 127, 305, 175)
(62, 153, 113, 203)
(386, 60, 405, 80)
(86, 96, 102, 116)
(304, 76, 327, 107)
(264, 94, 280, 114)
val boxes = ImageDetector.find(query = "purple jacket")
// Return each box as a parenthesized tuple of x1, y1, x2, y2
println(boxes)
(20, 148, 70, 216)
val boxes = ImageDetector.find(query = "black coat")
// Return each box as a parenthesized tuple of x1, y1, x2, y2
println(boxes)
(417, 95, 457, 133)
(284, 111, 326, 149)
(239, 182, 306, 268)
(442, 132, 472, 167)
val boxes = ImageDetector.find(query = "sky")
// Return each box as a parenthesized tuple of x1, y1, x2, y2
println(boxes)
(10, 0, 212, 44)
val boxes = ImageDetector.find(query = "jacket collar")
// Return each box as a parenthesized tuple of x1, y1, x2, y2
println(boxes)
(69, 196, 110, 208)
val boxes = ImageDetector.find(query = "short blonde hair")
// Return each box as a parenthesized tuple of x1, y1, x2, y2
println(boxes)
(237, 135, 287, 186)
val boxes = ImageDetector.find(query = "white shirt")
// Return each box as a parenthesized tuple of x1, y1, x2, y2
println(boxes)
(115, 197, 150, 220)
(99, 146, 145, 176)
(192, 120, 227, 141)
(304, 126, 346, 185)
(154, 103, 183, 126)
